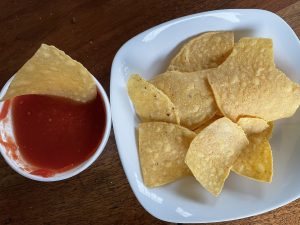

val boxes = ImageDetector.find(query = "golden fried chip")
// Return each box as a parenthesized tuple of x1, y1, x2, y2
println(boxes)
(265, 122, 274, 139)
(208, 38, 300, 122)
(2, 44, 96, 102)
(194, 115, 222, 134)
(151, 70, 217, 129)
(138, 122, 196, 187)
(232, 124, 273, 182)
(128, 75, 179, 124)
(215, 109, 224, 116)
(185, 117, 249, 196)
(168, 32, 234, 72)
(237, 117, 269, 135)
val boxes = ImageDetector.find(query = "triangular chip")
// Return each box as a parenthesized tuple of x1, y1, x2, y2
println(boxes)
(232, 124, 273, 182)
(194, 115, 222, 134)
(208, 38, 300, 122)
(138, 122, 196, 187)
(151, 71, 217, 129)
(2, 44, 96, 102)
(168, 31, 234, 72)
(185, 117, 249, 196)
(127, 75, 179, 124)
(237, 117, 269, 135)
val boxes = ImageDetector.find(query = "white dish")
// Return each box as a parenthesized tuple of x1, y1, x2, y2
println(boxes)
(110, 9, 300, 223)
(0, 75, 111, 182)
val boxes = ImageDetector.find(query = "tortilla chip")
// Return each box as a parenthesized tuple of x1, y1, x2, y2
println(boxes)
(128, 75, 179, 124)
(138, 122, 196, 187)
(265, 122, 274, 139)
(215, 109, 224, 116)
(168, 31, 234, 72)
(151, 70, 217, 129)
(232, 124, 273, 182)
(194, 115, 222, 133)
(2, 44, 96, 102)
(185, 117, 249, 196)
(237, 117, 269, 135)
(208, 38, 300, 122)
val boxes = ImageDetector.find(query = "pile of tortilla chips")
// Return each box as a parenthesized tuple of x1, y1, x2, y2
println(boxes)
(128, 31, 300, 196)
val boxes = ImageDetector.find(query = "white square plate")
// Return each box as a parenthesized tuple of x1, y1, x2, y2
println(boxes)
(110, 9, 300, 223)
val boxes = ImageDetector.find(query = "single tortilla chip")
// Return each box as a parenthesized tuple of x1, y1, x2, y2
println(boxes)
(138, 122, 196, 187)
(265, 122, 274, 139)
(232, 124, 273, 182)
(128, 75, 179, 124)
(208, 38, 300, 122)
(151, 70, 217, 129)
(168, 31, 234, 72)
(237, 117, 269, 135)
(194, 115, 222, 134)
(2, 44, 96, 102)
(185, 117, 249, 196)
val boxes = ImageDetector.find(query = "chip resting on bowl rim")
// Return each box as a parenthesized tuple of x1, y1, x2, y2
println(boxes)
(2, 44, 97, 102)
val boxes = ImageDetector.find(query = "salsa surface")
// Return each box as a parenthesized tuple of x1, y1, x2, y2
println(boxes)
(12, 92, 106, 172)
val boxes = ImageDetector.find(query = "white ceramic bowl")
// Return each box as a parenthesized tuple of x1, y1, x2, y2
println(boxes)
(0, 75, 111, 182)
(110, 9, 300, 223)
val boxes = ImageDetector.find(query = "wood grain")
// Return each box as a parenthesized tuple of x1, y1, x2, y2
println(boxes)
(0, 1, 299, 225)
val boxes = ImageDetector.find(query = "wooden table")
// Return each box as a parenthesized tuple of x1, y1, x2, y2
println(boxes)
(0, 1, 299, 224)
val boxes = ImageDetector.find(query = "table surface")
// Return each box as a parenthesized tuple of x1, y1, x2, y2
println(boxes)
(0, 1, 300, 225)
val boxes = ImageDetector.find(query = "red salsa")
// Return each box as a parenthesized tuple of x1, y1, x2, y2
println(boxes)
(11, 92, 106, 173)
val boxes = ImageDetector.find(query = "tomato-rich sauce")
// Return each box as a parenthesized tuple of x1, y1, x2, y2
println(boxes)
(12, 93, 106, 171)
